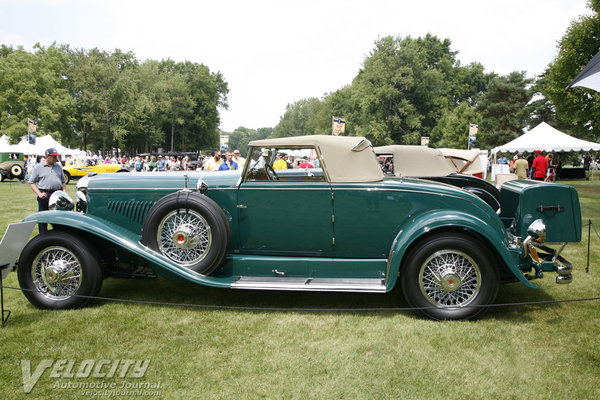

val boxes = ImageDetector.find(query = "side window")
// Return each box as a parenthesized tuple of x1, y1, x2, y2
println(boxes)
(244, 147, 325, 182)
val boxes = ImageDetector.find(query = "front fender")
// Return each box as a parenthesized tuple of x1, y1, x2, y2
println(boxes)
(22, 211, 236, 288)
(385, 210, 538, 291)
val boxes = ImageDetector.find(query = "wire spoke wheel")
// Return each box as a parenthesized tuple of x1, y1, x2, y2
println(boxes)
(157, 209, 212, 266)
(401, 233, 499, 320)
(18, 231, 103, 309)
(31, 246, 82, 300)
(419, 250, 481, 307)
(142, 192, 230, 275)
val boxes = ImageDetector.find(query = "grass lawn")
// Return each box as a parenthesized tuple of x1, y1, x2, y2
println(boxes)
(1, 178, 599, 399)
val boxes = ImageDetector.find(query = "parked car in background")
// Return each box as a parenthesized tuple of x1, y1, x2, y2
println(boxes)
(0, 152, 26, 181)
(0, 135, 582, 320)
(439, 148, 485, 178)
(375, 145, 500, 211)
(63, 156, 129, 184)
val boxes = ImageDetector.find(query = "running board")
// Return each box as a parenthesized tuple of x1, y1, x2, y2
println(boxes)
(231, 276, 386, 293)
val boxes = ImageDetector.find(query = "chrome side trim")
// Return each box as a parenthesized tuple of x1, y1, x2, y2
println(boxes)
(88, 187, 239, 191)
(231, 276, 386, 293)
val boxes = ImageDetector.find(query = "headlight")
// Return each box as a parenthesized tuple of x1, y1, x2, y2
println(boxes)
(76, 175, 90, 212)
(527, 219, 546, 243)
(196, 179, 208, 194)
(76, 175, 90, 195)
(49, 191, 74, 211)
(76, 191, 87, 213)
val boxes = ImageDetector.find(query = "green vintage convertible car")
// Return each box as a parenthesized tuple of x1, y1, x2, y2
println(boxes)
(0, 136, 582, 320)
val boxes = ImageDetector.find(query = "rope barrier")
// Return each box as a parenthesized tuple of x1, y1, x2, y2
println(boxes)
(585, 220, 600, 241)
(1, 220, 598, 326)
(2, 284, 600, 314)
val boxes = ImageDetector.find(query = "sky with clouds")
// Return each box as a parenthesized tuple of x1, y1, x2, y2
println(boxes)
(0, 0, 593, 132)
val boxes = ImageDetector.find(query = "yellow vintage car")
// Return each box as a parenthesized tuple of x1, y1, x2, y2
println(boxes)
(63, 156, 129, 184)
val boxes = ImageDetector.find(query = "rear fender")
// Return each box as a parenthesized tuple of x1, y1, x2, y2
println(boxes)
(385, 210, 538, 290)
(22, 211, 236, 287)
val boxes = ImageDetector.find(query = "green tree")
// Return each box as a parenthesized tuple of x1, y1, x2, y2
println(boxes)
(545, 0, 600, 141)
(124, 60, 169, 154)
(68, 48, 140, 154)
(430, 103, 482, 148)
(476, 71, 532, 148)
(348, 34, 489, 145)
(226, 127, 272, 157)
(158, 60, 228, 152)
(0, 43, 75, 144)
(273, 98, 323, 137)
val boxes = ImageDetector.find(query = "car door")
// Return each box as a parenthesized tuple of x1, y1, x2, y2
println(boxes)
(237, 180, 334, 257)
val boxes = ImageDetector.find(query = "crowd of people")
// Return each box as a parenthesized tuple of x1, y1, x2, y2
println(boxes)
(22, 148, 320, 177)
(503, 150, 558, 181)
(201, 149, 316, 171)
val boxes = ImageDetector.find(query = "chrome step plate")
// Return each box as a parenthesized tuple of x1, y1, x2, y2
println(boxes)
(231, 276, 386, 293)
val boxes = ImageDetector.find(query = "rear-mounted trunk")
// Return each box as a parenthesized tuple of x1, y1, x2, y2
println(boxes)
(500, 180, 581, 242)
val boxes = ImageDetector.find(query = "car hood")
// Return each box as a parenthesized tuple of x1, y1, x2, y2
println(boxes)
(87, 170, 241, 191)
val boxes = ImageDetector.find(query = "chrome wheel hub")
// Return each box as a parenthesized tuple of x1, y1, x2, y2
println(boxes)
(43, 260, 72, 284)
(157, 210, 212, 266)
(419, 250, 481, 307)
(32, 247, 82, 300)
(439, 270, 461, 291)
(172, 224, 199, 249)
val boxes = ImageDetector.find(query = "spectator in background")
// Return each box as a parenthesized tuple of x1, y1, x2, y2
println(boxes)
(28, 148, 66, 233)
(288, 155, 298, 169)
(232, 149, 246, 169)
(273, 153, 288, 169)
(218, 150, 238, 170)
(157, 155, 166, 171)
(531, 150, 548, 181)
(134, 156, 143, 172)
(203, 149, 222, 171)
(248, 150, 266, 170)
(513, 153, 529, 179)
(148, 156, 157, 171)
(298, 157, 314, 168)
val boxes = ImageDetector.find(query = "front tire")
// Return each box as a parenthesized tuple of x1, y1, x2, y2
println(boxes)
(400, 232, 499, 320)
(64, 171, 71, 185)
(17, 231, 103, 309)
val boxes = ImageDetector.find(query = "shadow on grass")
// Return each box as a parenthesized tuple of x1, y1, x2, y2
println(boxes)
(82, 275, 564, 322)
(488, 282, 565, 322)
(97, 276, 407, 311)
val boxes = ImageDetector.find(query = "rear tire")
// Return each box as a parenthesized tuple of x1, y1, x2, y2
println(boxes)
(64, 171, 71, 185)
(17, 231, 103, 309)
(400, 232, 499, 320)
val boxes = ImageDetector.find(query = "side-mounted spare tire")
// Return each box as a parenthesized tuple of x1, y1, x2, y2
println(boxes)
(9, 163, 24, 180)
(142, 191, 230, 275)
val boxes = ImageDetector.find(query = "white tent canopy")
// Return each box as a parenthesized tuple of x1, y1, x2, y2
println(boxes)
(0, 134, 86, 157)
(491, 122, 600, 154)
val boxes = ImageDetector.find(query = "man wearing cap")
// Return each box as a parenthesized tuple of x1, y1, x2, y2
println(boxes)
(531, 150, 548, 181)
(28, 148, 67, 233)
